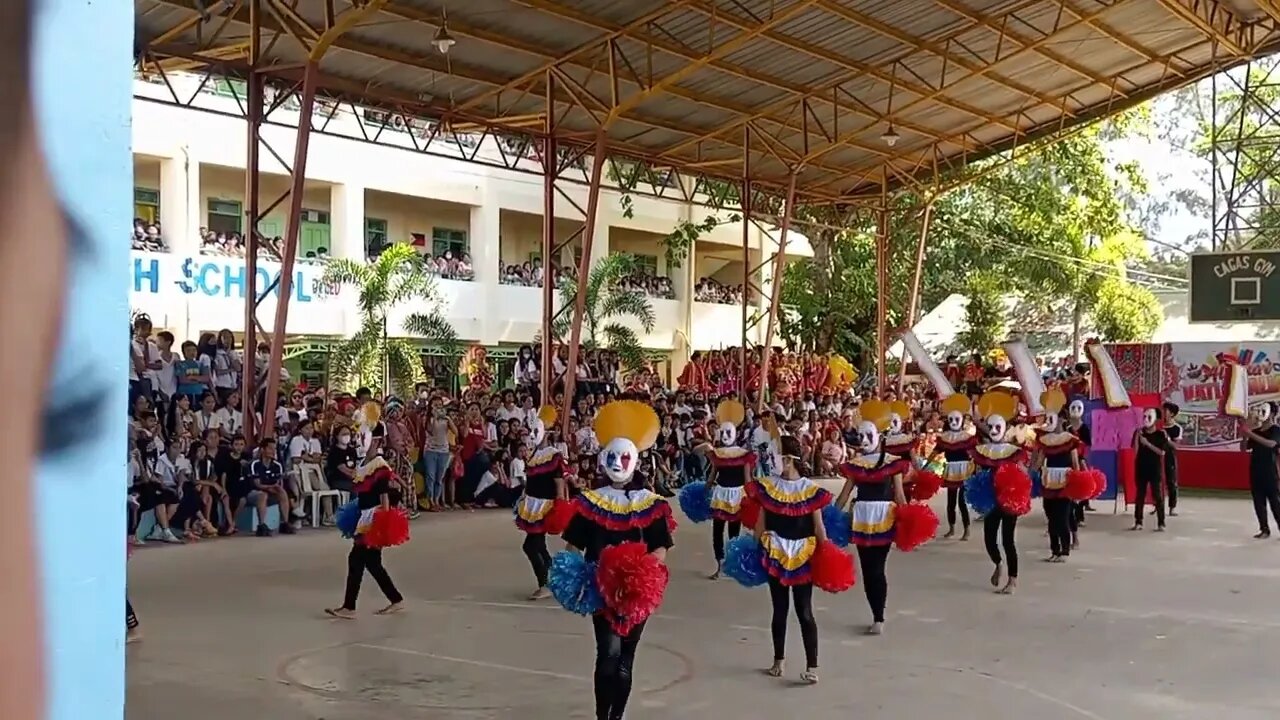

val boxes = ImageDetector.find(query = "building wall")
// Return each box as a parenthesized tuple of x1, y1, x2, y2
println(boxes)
(130, 76, 814, 357)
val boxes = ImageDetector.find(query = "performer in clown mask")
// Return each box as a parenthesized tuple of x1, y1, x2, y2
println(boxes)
(1065, 398, 1093, 524)
(705, 399, 756, 579)
(930, 394, 977, 540)
(514, 406, 569, 600)
(1131, 407, 1171, 531)
(835, 400, 909, 635)
(884, 401, 918, 496)
(969, 392, 1029, 595)
(1031, 389, 1081, 561)
(562, 400, 674, 720)
(1239, 401, 1280, 539)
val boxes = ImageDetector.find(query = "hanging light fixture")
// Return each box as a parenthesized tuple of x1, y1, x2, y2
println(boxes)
(880, 124, 900, 147)
(432, 23, 456, 54)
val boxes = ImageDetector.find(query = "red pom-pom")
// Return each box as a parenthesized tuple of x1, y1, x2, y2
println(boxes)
(811, 540, 856, 593)
(994, 464, 1032, 517)
(596, 541, 669, 635)
(1063, 469, 1095, 502)
(666, 513, 679, 535)
(738, 494, 761, 530)
(1089, 469, 1108, 499)
(893, 502, 939, 552)
(542, 499, 577, 536)
(911, 470, 944, 502)
(364, 508, 411, 548)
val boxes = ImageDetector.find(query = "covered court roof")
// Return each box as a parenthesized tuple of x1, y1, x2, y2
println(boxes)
(137, 0, 1280, 202)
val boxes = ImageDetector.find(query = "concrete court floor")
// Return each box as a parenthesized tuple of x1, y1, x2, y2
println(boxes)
(126, 493, 1280, 720)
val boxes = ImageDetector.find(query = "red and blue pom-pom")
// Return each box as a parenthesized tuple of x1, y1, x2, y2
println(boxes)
(678, 481, 712, 523)
(723, 534, 768, 588)
(364, 507, 410, 548)
(994, 464, 1032, 517)
(821, 504, 852, 548)
(542, 499, 577, 536)
(911, 470, 944, 501)
(965, 469, 997, 515)
(548, 551, 603, 616)
(596, 542, 669, 635)
(893, 503, 939, 552)
(811, 540, 856, 593)
(1063, 469, 1096, 502)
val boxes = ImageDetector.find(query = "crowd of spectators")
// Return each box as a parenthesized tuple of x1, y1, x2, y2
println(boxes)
(694, 277, 744, 304)
(132, 219, 168, 252)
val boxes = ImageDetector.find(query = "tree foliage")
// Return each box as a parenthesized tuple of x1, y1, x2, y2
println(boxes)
(550, 253, 656, 373)
(956, 272, 1006, 354)
(320, 243, 458, 395)
(1093, 277, 1164, 342)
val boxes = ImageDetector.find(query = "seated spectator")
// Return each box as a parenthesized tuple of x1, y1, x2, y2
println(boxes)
(290, 420, 335, 526)
(325, 425, 359, 494)
(129, 438, 182, 544)
(473, 454, 519, 508)
(215, 390, 245, 440)
(190, 441, 235, 535)
(217, 435, 251, 520)
(245, 437, 296, 536)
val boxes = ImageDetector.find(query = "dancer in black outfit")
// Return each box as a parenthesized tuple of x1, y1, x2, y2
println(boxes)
(514, 415, 568, 600)
(931, 394, 977, 540)
(970, 392, 1028, 595)
(1131, 407, 1169, 532)
(1162, 402, 1182, 517)
(1032, 389, 1081, 562)
(747, 435, 832, 683)
(1065, 398, 1092, 531)
(1239, 402, 1280, 539)
(561, 400, 674, 720)
(704, 399, 755, 579)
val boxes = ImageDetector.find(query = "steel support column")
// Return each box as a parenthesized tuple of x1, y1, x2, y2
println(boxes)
(560, 131, 609, 428)
(260, 60, 319, 437)
(756, 172, 798, 411)
(241, 0, 263, 443)
(875, 173, 889, 394)
(540, 72, 557, 398)
(897, 201, 933, 392)
(739, 125, 753, 403)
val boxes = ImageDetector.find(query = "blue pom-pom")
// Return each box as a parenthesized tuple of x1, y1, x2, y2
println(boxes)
(965, 469, 997, 515)
(821, 504, 852, 548)
(678, 481, 713, 524)
(1030, 469, 1043, 499)
(335, 500, 360, 538)
(723, 535, 769, 588)
(548, 551, 603, 615)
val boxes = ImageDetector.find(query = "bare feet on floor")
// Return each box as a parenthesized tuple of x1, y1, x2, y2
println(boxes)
(990, 563, 1003, 588)
(766, 660, 784, 678)
(527, 587, 551, 601)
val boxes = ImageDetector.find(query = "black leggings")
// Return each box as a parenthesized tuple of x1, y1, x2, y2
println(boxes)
(592, 614, 645, 720)
(768, 578, 817, 667)
(1045, 497, 1072, 557)
(946, 486, 970, 529)
(712, 518, 741, 561)
(1071, 501, 1084, 530)
(1133, 471, 1165, 527)
(983, 510, 1018, 578)
(1250, 476, 1280, 533)
(855, 544, 891, 623)
(342, 542, 403, 610)
(126, 598, 139, 630)
(523, 533, 552, 587)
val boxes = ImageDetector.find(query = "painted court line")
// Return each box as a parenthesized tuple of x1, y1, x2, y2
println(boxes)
(354, 643, 588, 682)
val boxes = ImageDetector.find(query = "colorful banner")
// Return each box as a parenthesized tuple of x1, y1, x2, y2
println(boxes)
(1165, 342, 1280, 450)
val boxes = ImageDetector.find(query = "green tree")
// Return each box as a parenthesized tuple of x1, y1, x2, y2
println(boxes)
(956, 271, 1006, 354)
(320, 243, 458, 395)
(550, 253, 655, 372)
(1092, 277, 1164, 342)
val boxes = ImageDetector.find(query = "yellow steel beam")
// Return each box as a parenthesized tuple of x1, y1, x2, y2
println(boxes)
(310, 0, 387, 61)
(1154, 0, 1250, 55)
(605, 0, 821, 123)
(1260, 0, 1280, 25)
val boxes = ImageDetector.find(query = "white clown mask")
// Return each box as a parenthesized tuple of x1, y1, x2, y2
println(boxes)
(1142, 408, 1159, 428)
(986, 415, 1008, 443)
(945, 411, 966, 432)
(1251, 403, 1272, 424)
(718, 421, 737, 446)
(856, 420, 880, 454)
(1068, 399, 1085, 420)
(888, 413, 903, 435)
(1042, 412, 1061, 433)
(529, 418, 547, 446)
(600, 437, 639, 485)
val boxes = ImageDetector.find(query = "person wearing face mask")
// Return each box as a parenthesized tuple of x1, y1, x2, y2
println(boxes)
(1239, 401, 1280, 539)
(1031, 390, 1082, 561)
(746, 434, 833, 684)
(326, 426, 360, 495)
(930, 394, 977, 540)
(559, 400, 674, 720)
(514, 407, 569, 600)
(835, 400, 910, 635)
(1131, 406, 1171, 532)
(703, 399, 756, 580)
(968, 392, 1030, 595)
(1065, 398, 1093, 524)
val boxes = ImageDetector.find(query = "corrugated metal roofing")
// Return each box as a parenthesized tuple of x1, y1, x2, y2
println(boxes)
(136, 0, 1280, 201)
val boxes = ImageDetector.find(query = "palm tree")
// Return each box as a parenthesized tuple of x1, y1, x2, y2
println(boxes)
(321, 243, 458, 395)
(551, 253, 656, 371)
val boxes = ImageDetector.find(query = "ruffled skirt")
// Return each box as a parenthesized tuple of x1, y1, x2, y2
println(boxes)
(761, 531, 816, 586)
(851, 500, 896, 546)
(710, 485, 746, 522)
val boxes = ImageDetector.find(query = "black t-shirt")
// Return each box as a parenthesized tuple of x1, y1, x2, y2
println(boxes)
(1164, 424, 1181, 473)
(1135, 429, 1170, 478)
(215, 450, 248, 496)
(326, 445, 359, 482)
(562, 504, 674, 563)
(247, 459, 284, 488)
(1245, 425, 1280, 482)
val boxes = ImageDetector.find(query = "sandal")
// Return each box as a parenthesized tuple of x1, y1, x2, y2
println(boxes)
(324, 607, 356, 620)
(801, 668, 819, 684)
(766, 661, 784, 678)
